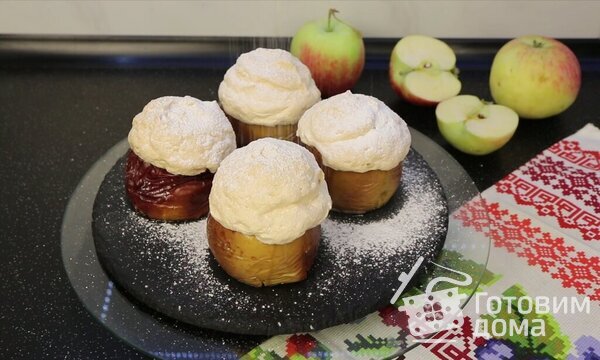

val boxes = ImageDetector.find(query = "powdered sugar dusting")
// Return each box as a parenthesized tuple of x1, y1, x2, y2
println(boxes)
(324, 158, 446, 259)
(218, 48, 321, 126)
(93, 149, 447, 335)
(128, 215, 212, 282)
(128, 96, 236, 176)
(297, 91, 411, 172)
(209, 138, 331, 245)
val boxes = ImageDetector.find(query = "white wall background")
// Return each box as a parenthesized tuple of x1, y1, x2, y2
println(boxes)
(0, 0, 598, 39)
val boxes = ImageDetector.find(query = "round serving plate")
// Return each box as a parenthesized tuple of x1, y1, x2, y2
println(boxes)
(61, 128, 491, 359)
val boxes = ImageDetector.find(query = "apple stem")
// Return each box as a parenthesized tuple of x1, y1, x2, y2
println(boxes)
(532, 39, 544, 48)
(327, 8, 339, 32)
(477, 114, 486, 119)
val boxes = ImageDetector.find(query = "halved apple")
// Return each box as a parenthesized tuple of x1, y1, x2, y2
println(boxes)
(436, 95, 519, 155)
(389, 35, 461, 106)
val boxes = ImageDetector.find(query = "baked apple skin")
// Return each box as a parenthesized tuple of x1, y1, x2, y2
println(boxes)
(228, 116, 298, 146)
(306, 145, 402, 214)
(125, 151, 213, 221)
(207, 215, 320, 287)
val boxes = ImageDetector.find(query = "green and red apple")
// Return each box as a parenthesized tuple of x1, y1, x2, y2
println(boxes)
(490, 35, 581, 119)
(389, 35, 461, 106)
(436, 95, 519, 155)
(291, 9, 364, 97)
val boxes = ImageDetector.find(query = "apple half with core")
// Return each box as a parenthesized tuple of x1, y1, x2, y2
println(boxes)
(436, 95, 519, 155)
(490, 35, 581, 119)
(390, 35, 461, 106)
(291, 9, 364, 97)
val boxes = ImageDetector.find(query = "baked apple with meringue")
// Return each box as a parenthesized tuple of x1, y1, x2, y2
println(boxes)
(207, 138, 331, 287)
(218, 48, 321, 146)
(126, 96, 236, 221)
(297, 91, 411, 214)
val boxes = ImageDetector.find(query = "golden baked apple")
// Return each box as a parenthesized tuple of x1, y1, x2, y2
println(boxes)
(207, 138, 331, 287)
(296, 91, 411, 214)
(207, 215, 320, 287)
(306, 145, 402, 214)
(218, 48, 320, 147)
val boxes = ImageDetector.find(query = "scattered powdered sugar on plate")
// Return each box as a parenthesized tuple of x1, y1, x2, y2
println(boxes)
(323, 158, 447, 259)
(128, 215, 211, 280)
(93, 149, 448, 335)
(122, 212, 248, 307)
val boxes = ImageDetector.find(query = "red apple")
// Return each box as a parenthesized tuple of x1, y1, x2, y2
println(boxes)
(291, 9, 365, 97)
(490, 36, 581, 119)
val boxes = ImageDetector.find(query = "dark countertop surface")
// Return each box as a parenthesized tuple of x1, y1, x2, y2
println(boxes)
(0, 36, 598, 359)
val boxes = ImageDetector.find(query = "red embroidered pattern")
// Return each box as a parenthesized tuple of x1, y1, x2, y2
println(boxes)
(496, 174, 600, 241)
(455, 201, 600, 301)
(519, 155, 600, 215)
(549, 139, 600, 171)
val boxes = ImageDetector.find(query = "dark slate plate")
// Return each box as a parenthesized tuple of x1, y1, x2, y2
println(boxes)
(92, 149, 448, 336)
